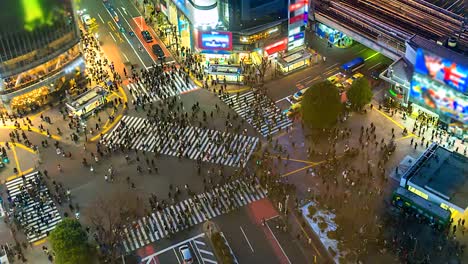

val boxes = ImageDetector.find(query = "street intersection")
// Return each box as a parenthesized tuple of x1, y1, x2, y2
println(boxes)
(0, 0, 466, 263)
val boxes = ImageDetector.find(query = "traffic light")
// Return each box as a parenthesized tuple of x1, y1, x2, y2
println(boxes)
(1, 151, 9, 164)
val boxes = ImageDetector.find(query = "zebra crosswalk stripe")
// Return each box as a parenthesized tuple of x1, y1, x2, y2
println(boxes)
(219, 91, 293, 137)
(102, 116, 258, 167)
(5, 171, 62, 243)
(121, 181, 267, 253)
(127, 73, 198, 103)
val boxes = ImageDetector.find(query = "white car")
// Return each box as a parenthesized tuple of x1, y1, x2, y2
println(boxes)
(293, 88, 309, 101)
(179, 245, 193, 264)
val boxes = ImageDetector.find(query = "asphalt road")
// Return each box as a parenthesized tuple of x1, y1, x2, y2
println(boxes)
(266, 33, 393, 105)
(78, 0, 159, 72)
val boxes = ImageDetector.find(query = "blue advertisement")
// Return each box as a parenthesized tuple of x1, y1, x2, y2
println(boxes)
(198, 31, 232, 51)
(410, 73, 468, 124)
(414, 48, 468, 94)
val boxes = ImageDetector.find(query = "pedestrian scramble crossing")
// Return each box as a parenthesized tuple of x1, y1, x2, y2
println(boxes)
(5, 171, 61, 243)
(220, 91, 293, 137)
(102, 115, 259, 167)
(127, 73, 199, 103)
(121, 180, 267, 253)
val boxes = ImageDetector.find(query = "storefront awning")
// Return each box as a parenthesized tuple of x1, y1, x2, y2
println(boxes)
(200, 50, 231, 55)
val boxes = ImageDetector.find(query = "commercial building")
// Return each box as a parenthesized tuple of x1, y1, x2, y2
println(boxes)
(400, 143, 468, 221)
(0, 0, 84, 113)
(380, 35, 468, 139)
(153, 0, 310, 74)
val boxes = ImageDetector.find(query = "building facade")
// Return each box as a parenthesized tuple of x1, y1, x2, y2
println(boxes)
(154, 0, 312, 67)
(0, 0, 84, 113)
(380, 36, 468, 139)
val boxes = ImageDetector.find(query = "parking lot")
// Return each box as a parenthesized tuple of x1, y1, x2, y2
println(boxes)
(139, 233, 218, 264)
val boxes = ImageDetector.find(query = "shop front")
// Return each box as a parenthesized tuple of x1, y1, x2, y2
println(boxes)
(277, 48, 311, 75)
(0, 55, 84, 113)
(315, 23, 353, 48)
(206, 64, 244, 84)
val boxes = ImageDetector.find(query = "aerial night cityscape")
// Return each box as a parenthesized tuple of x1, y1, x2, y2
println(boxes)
(0, 0, 466, 263)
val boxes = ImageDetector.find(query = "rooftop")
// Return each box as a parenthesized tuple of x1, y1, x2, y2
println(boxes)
(421, 0, 466, 16)
(382, 57, 413, 87)
(408, 35, 468, 59)
(409, 144, 468, 209)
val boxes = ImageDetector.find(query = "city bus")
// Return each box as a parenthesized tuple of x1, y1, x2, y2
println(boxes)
(66, 86, 109, 119)
(391, 187, 451, 229)
(341, 57, 365, 73)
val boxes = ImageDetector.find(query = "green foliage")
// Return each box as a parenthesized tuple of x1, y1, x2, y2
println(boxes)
(211, 232, 234, 264)
(347, 77, 372, 110)
(301, 81, 342, 128)
(49, 219, 92, 264)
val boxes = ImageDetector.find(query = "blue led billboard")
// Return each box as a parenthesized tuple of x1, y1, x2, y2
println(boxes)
(410, 73, 468, 124)
(198, 31, 232, 51)
(414, 48, 468, 94)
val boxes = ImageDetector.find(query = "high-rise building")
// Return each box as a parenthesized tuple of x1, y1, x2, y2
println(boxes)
(155, 0, 310, 74)
(0, 0, 84, 113)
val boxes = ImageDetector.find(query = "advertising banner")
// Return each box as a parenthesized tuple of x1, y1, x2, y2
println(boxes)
(414, 48, 468, 94)
(410, 73, 468, 124)
(198, 31, 232, 50)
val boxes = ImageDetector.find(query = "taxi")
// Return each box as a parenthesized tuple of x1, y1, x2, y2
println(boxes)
(283, 102, 302, 117)
(292, 88, 309, 101)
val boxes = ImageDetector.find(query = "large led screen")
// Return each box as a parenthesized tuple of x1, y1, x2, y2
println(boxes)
(198, 31, 232, 50)
(410, 73, 468, 124)
(414, 48, 468, 94)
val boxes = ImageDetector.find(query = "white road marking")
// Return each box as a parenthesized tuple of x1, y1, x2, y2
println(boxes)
(118, 9, 157, 65)
(190, 240, 205, 264)
(202, 258, 218, 264)
(304, 76, 321, 86)
(101, 3, 148, 67)
(198, 249, 214, 255)
(324, 63, 339, 71)
(275, 96, 290, 103)
(265, 222, 292, 264)
(122, 52, 130, 62)
(109, 32, 117, 42)
(368, 62, 382, 70)
(296, 75, 314, 83)
(357, 48, 367, 54)
(141, 233, 205, 262)
(97, 13, 105, 23)
(121, 7, 128, 15)
(173, 248, 182, 264)
(240, 226, 254, 253)
(194, 240, 205, 246)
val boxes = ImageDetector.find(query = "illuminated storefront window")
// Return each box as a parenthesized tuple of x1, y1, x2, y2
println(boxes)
(408, 186, 429, 200)
(315, 23, 353, 48)
(9, 86, 49, 111)
(2, 44, 81, 92)
(239, 27, 280, 44)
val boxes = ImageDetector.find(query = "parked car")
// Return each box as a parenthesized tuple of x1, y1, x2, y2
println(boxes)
(141, 30, 153, 42)
(151, 44, 165, 60)
(178, 245, 193, 264)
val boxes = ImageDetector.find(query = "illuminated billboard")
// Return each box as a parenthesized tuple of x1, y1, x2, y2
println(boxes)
(198, 31, 232, 50)
(0, 0, 77, 62)
(414, 48, 468, 94)
(410, 73, 468, 124)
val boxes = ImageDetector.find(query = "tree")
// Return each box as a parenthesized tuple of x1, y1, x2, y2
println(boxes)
(252, 56, 269, 85)
(301, 81, 342, 129)
(49, 218, 92, 264)
(347, 77, 372, 110)
(86, 187, 146, 263)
